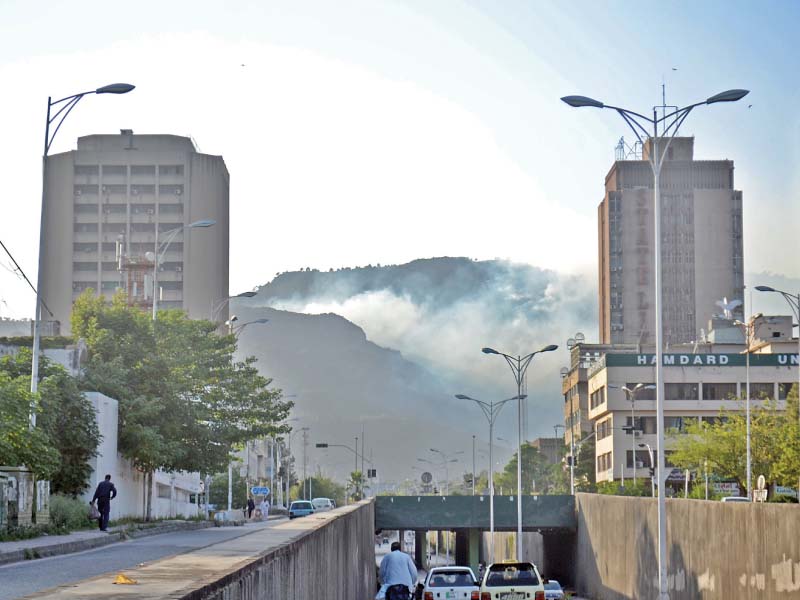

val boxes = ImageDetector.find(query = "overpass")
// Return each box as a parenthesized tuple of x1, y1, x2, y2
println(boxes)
(375, 495, 576, 582)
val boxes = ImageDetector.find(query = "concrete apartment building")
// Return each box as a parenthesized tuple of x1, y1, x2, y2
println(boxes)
(587, 314, 797, 490)
(39, 131, 229, 334)
(598, 137, 743, 346)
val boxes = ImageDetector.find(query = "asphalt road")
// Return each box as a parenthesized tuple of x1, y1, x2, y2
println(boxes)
(0, 520, 285, 600)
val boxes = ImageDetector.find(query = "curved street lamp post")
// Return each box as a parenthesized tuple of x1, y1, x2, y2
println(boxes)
(562, 87, 749, 600)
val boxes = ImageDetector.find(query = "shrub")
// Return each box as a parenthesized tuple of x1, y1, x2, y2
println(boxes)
(49, 493, 92, 530)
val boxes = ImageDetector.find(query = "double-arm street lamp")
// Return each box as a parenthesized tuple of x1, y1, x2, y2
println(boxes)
(211, 291, 257, 322)
(30, 83, 135, 423)
(756, 285, 800, 427)
(481, 345, 557, 561)
(151, 219, 216, 319)
(562, 87, 749, 600)
(456, 393, 525, 561)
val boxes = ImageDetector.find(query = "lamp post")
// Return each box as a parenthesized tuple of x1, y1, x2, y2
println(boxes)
(30, 83, 135, 425)
(755, 286, 800, 427)
(610, 384, 655, 485)
(211, 291, 257, 322)
(472, 435, 476, 496)
(639, 443, 656, 497)
(733, 319, 754, 497)
(481, 345, 557, 561)
(315, 441, 373, 500)
(455, 393, 523, 561)
(151, 219, 215, 320)
(287, 426, 309, 504)
(562, 87, 749, 600)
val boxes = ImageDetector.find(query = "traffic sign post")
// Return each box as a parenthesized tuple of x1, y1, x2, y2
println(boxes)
(250, 486, 270, 497)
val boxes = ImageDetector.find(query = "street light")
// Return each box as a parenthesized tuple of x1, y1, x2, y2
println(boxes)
(481, 344, 557, 561)
(456, 393, 524, 561)
(733, 319, 755, 497)
(151, 219, 216, 320)
(639, 443, 656, 498)
(755, 285, 800, 428)
(562, 87, 748, 600)
(211, 291, 257, 322)
(30, 82, 135, 425)
(316, 442, 373, 500)
(610, 384, 655, 486)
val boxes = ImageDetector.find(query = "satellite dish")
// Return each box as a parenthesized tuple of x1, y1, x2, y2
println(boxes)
(575, 332, 585, 343)
(421, 472, 433, 484)
(757, 475, 766, 491)
(715, 297, 743, 320)
(566, 338, 576, 348)
(560, 367, 569, 378)
(144, 251, 155, 262)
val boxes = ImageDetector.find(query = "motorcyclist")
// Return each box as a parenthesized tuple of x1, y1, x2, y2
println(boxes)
(378, 541, 418, 600)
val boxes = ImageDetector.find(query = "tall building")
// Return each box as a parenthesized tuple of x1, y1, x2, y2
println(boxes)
(598, 137, 743, 346)
(39, 131, 229, 333)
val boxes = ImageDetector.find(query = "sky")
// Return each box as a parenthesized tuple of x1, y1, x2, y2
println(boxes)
(1, 1, 798, 321)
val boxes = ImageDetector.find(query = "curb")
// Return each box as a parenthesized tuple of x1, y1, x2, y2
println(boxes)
(0, 520, 214, 567)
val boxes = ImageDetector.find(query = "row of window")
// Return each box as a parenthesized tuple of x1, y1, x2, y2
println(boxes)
(74, 203, 184, 215)
(72, 281, 184, 292)
(73, 242, 184, 253)
(75, 165, 184, 176)
(597, 452, 613, 472)
(74, 222, 184, 233)
(74, 184, 184, 196)
(73, 261, 183, 272)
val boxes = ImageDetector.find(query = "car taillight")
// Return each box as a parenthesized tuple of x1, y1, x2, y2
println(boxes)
(470, 591, 480, 600)
(534, 592, 545, 600)
(480, 593, 491, 600)
(424, 593, 433, 600)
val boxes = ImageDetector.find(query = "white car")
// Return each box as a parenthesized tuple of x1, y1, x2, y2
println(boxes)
(543, 579, 565, 599)
(480, 561, 545, 600)
(721, 496, 750, 503)
(311, 497, 335, 511)
(421, 566, 478, 600)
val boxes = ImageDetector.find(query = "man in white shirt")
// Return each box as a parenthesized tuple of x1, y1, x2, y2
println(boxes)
(379, 542, 418, 600)
(259, 497, 270, 521)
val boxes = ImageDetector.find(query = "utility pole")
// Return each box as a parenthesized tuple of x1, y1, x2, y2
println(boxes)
(302, 429, 309, 499)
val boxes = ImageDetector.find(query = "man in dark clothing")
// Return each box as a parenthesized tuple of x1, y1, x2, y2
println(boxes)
(247, 497, 255, 519)
(91, 474, 117, 531)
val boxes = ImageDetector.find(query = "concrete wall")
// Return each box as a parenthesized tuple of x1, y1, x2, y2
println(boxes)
(575, 493, 800, 599)
(184, 501, 376, 600)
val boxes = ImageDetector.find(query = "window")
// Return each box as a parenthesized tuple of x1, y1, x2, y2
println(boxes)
(131, 223, 155, 233)
(73, 262, 96, 271)
(626, 450, 652, 469)
(665, 383, 699, 400)
(74, 184, 99, 196)
(101, 184, 127, 194)
(159, 281, 183, 291)
(597, 452, 612, 472)
(75, 204, 98, 214)
(779, 383, 797, 400)
(159, 165, 184, 176)
(590, 387, 606, 409)
(102, 262, 118, 272)
(73, 223, 98, 232)
(703, 383, 737, 401)
(73, 243, 96, 253)
(74, 165, 99, 175)
(103, 204, 126, 214)
(131, 204, 156, 215)
(159, 184, 184, 196)
(742, 383, 775, 400)
(158, 222, 185, 232)
(161, 262, 183, 272)
(664, 416, 696, 432)
(625, 383, 656, 400)
(72, 282, 94, 292)
(103, 223, 126, 234)
(159, 203, 184, 214)
(597, 418, 612, 440)
(100, 281, 119, 291)
(485, 564, 539, 587)
(131, 165, 156, 175)
(101, 242, 118, 252)
(131, 184, 155, 196)
(703, 416, 729, 426)
(102, 165, 127, 176)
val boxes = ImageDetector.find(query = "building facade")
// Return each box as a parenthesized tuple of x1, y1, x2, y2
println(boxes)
(587, 316, 797, 486)
(39, 131, 229, 334)
(598, 137, 743, 346)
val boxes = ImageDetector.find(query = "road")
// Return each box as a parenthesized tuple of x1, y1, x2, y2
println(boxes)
(0, 519, 285, 600)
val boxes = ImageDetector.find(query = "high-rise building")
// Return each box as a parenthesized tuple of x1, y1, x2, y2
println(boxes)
(598, 137, 743, 346)
(39, 131, 229, 333)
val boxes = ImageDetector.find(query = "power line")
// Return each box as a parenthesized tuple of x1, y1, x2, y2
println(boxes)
(0, 239, 53, 318)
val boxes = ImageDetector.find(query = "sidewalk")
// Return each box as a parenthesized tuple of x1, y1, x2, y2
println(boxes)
(0, 519, 214, 566)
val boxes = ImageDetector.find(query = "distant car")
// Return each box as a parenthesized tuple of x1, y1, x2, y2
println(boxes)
(721, 496, 750, 503)
(311, 497, 335, 512)
(288, 500, 315, 518)
(421, 566, 477, 600)
(543, 579, 565, 599)
(480, 560, 545, 600)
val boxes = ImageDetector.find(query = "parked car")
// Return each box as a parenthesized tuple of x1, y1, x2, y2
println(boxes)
(721, 496, 750, 503)
(288, 500, 315, 519)
(543, 579, 565, 599)
(480, 560, 546, 600)
(420, 566, 478, 600)
(311, 497, 335, 512)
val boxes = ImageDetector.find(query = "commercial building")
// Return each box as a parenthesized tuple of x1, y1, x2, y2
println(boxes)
(597, 137, 743, 346)
(586, 315, 797, 486)
(39, 131, 229, 334)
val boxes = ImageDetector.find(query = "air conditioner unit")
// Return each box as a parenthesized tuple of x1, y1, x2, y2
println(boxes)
(174, 188, 182, 196)
(635, 461, 644, 469)
(175, 266, 182, 272)
(633, 430, 642, 437)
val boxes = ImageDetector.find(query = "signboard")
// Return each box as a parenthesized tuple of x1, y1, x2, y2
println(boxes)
(421, 472, 433, 484)
(712, 482, 740, 495)
(666, 468, 692, 483)
(603, 353, 799, 368)
(250, 486, 270, 496)
(775, 486, 798, 498)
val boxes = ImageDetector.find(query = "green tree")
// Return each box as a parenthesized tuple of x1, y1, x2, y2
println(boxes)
(293, 475, 346, 506)
(347, 470, 366, 501)
(71, 291, 293, 519)
(495, 445, 555, 494)
(209, 468, 247, 510)
(573, 435, 597, 492)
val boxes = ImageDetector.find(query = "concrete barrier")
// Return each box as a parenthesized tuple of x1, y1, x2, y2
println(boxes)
(574, 493, 800, 599)
(26, 500, 377, 600)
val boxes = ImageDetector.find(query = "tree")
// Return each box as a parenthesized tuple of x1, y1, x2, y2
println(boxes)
(293, 475, 346, 506)
(495, 445, 553, 494)
(347, 470, 366, 501)
(209, 468, 247, 510)
(573, 435, 597, 492)
(71, 291, 293, 519)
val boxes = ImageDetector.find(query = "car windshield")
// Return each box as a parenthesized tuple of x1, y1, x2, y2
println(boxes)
(429, 571, 474, 587)
(292, 502, 312, 509)
(312, 499, 329, 507)
(485, 563, 539, 587)
(544, 581, 562, 590)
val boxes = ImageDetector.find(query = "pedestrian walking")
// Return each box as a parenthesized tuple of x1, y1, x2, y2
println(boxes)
(259, 497, 270, 521)
(247, 497, 255, 519)
(91, 474, 117, 531)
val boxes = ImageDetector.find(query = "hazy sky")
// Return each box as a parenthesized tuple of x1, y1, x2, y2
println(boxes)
(1, 0, 798, 320)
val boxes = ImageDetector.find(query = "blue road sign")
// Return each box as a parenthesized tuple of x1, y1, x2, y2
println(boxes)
(250, 486, 270, 496)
